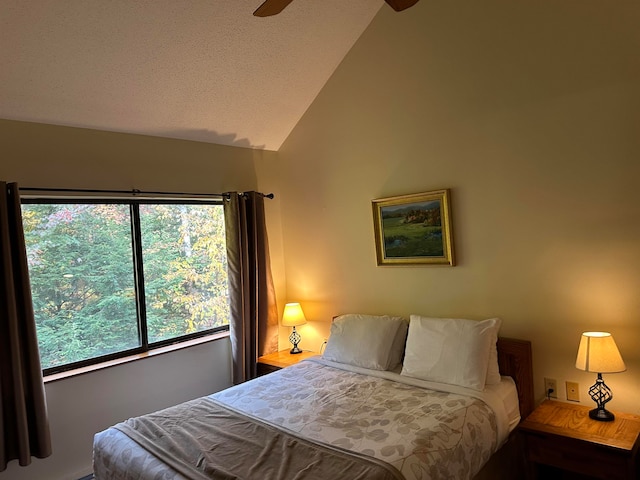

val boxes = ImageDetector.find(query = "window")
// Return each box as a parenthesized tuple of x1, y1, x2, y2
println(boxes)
(21, 199, 230, 375)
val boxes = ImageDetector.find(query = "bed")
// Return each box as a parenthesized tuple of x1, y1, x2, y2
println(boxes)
(93, 314, 534, 480)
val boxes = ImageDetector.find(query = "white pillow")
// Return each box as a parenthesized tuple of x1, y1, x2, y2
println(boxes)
(485, 334, 502, 385)
(401, 315, 502, 391)
(323, 314, 407, 370)
(388, 317, 409, 370)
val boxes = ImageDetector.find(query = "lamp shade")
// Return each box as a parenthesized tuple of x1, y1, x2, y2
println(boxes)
(281, 302, 307, 327)
(575, 332, 626, 373)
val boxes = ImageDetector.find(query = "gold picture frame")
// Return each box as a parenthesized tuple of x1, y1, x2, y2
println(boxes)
(372, 189, 454, 266)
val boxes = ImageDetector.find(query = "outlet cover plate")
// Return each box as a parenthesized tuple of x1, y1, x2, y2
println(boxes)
(544, 377, 558, 399)
(566, 381, 580, 402)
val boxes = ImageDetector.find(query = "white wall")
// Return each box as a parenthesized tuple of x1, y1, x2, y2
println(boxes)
(0, 120, 272, 479)
(275, 0, 640, 413)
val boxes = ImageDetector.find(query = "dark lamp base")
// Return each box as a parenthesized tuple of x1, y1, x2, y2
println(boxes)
(589, 408, 615, 422)
(288, 326, 302, 354)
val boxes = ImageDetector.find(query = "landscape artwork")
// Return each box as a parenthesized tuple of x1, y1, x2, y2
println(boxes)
(372, 189, 454, 266)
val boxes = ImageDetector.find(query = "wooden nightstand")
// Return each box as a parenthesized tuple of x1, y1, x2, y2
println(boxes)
(257, 349, 318, 376)
(519, 400, 640, 480)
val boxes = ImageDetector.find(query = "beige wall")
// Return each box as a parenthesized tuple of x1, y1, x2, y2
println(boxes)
(0, 118, 269, 192)
(276, 0, 640, 413)
(0, 120, 274, 480)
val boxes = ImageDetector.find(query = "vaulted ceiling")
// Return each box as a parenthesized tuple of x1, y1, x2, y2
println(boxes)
(1, 0, 384, 151)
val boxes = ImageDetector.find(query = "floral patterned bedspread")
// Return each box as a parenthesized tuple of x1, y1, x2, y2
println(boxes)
(213, 358, 502, 480)
(94, 358, 508, 480)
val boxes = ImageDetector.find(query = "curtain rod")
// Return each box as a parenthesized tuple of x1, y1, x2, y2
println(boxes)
(19, 187, 274, 199)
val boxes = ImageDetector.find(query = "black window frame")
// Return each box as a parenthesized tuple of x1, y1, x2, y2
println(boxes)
(21, 197, 230, 376)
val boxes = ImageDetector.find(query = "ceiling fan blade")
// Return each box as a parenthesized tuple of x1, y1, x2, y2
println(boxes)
(385, 0, 420, 12)
(253, 0, 295, 17)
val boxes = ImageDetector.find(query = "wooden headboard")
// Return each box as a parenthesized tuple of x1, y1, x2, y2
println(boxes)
(497, 337, 534, 420)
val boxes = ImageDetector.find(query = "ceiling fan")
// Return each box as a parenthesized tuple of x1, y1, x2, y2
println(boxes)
(254, 0, 420, 17)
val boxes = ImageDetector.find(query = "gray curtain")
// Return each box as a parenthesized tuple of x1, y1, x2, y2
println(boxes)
(224, 192, 279, 384)
(0, 182, 52, 471)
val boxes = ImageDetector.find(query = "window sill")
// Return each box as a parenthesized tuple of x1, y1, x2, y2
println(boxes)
(43, 330, 230, 384)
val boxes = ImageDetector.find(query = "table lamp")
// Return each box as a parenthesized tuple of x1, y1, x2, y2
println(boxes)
(282, 302, 307, 354)
(575, 331, 626, 421)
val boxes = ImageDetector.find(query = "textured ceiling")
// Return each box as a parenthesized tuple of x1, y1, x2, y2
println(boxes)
(0, 0, 382, 150)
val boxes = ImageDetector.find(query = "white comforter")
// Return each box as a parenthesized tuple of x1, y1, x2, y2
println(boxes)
(213, 357, 512, 480)
(94, 358, 518, 480)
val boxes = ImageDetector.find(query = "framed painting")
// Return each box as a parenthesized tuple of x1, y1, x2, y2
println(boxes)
(372, 189, 454, 266)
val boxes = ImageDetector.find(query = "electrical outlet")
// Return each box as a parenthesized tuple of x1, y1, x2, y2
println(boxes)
(566, 381, 580, 402)
(544, 377, 557, 398)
